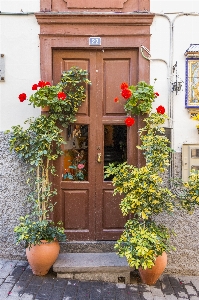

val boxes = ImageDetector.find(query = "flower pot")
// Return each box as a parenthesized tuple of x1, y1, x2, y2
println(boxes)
(26, 240, 60, 276)
(138, 252, 167, 285)
(41, 105, 50, 112)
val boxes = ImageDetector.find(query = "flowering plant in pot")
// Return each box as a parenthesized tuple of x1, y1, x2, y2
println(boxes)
(6, 67, 91, 275)
(105, 81, 176, 284)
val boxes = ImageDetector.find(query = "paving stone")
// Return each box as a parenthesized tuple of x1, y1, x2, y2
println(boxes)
(184, 284, 198, 296)
(140, 291, 153, 300)
(164, 295, 178, 300)
(191, 279, 199, 292)
(150, 286, 165, 297)
(190, 297, 199, 300)
(20, 294, 34, 300)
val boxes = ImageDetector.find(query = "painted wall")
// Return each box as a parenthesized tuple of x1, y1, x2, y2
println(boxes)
(0, 1, 40, 131)
(150, 0, 199, 151)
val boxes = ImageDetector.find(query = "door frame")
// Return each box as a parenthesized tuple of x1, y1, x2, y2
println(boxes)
(35, 12, 154, 239)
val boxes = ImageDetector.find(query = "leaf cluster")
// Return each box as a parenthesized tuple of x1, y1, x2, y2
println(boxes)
(115, 219, 175, 269)
(124, 81, 156, 115)
(6, 66, 90, 247)
(14, 215, 66, 248)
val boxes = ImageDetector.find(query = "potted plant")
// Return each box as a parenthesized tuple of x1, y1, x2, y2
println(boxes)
(105, 81, 177, 284)
(6, 67, 91, 275)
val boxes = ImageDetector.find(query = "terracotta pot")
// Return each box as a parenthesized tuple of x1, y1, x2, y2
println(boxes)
(41, 105, 50, 112)
(26, 240, 60, 276)
(138, 252, 167, 285)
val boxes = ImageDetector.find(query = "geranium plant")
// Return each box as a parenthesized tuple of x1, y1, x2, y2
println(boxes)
(6, 66, 91, 248)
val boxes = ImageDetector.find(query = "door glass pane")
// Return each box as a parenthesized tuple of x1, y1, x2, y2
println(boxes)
(104, 125, 127, 180)
(62, 125, 88, 181)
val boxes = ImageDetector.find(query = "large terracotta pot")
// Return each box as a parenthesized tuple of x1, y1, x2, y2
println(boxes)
(138, 252, 167, 285)
(26, 240, 60, 276)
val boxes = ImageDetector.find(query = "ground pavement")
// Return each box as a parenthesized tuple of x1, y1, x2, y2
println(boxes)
(0, 259, 199, 300)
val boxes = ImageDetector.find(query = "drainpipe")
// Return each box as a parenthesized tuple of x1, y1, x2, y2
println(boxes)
(141, 12, 199, 178)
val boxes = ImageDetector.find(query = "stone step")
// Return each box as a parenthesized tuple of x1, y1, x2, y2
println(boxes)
(59, 241, 116, 253)
(53, 252, 134, 284)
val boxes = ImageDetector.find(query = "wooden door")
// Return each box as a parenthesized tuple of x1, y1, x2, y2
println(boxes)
(53, 49, 139, 240)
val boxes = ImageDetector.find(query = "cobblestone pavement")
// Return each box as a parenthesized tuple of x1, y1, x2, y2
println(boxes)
(0, 259, 199, 300)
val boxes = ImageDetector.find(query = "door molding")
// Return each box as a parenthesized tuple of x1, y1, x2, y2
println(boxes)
(35, 12, 154, 85)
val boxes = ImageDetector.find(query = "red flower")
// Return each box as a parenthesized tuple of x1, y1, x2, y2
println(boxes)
(154, 92, 159, 97)
(125, 116, 135, 127)
(37, 81, 51, 88)
(114, 97, 119, 103)
(120, 82, 129, 90)
(121, 89, 132, 99)
(57, 91, 67, 100)
(37, 81, 46, 88)
(32, 84, 38, 90)
(156, 105, 165, 114)
(18, 93, 27, 102)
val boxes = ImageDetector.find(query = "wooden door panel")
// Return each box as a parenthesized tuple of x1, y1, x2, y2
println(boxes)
(103, 191, 125, 228)
(53, 52, 90, 116)
(103, 58, 131, 115)
(53, 50, 96, 240)
(95, 49, 138, 240)
(63, 189, 89, 229)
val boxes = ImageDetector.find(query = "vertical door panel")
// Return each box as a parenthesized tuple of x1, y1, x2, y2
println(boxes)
(53, 50, 96, 240)
(95, 49, 138, 240)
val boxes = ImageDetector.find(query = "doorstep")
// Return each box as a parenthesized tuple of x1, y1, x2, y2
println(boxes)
(53, 252, 134, 284)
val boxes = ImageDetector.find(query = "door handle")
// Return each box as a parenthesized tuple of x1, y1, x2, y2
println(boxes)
(97, 153, 101, 163)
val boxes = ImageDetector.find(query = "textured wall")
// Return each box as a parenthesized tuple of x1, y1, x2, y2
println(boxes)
(156, 153, 199, 275)
(0, 132, 31, 259)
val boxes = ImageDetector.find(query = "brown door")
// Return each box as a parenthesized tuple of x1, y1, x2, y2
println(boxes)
(53, 49, 139, 240)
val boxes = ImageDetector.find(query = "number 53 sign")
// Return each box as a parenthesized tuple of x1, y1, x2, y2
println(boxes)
(89, 37, 101, 46)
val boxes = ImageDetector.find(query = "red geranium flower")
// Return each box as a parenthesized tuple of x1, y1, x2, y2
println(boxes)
(120, 82, 128, 90)
(125, 116, 135, 127)
(114, 97, 119, 103)
(37, 81, 46, 88)
(57, 91, 67, 100)
(156, 105, 165, 114)
(121, 89, 132, 99)
(45, 82, 51, 86)
(32, 84, 38, 90)
(18, 93, 27, 102)
(154, 92, 159, 97)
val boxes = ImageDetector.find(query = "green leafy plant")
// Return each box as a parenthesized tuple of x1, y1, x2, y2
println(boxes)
(107, 80, 199, 270)
(6, 66, 91, 248)
(105, 81, 177, 269)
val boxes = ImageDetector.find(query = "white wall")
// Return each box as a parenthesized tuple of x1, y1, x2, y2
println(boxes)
(150, 0, 199, 151)
(0, 1, 40, 131)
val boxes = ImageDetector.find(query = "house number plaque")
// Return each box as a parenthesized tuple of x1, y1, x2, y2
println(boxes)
(89, 37, 101, 46)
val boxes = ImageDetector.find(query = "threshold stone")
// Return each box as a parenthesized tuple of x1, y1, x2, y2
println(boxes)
(53, 252, 134, 284)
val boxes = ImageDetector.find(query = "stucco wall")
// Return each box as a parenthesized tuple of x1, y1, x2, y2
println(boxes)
(0, 132, 32, 259)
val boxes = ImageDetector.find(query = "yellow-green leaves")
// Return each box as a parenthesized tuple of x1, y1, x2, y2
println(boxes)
(115, 219, 172, 269)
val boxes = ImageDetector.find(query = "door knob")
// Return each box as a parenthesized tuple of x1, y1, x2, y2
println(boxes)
(97, 153, 101, 163)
